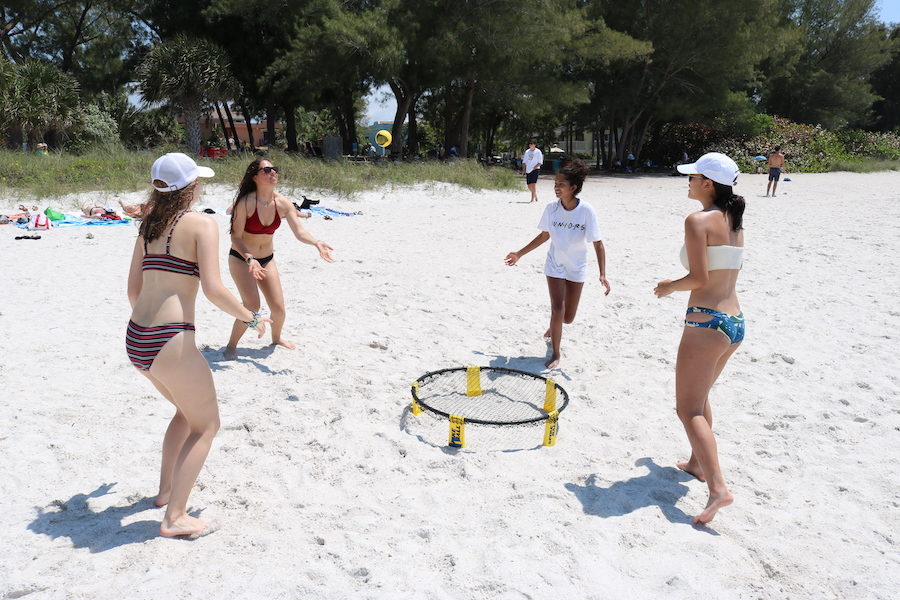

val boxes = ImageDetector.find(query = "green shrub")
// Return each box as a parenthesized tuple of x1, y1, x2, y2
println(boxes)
(0, 149, 519, 199)
(65, 103, 119, 154)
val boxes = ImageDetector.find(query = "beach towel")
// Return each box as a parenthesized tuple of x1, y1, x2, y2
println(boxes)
(17, 213, 132, 229)
(308, 206, 358, 218)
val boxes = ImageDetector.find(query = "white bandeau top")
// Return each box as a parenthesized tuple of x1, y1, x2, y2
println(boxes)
(680, 244, 744, 271)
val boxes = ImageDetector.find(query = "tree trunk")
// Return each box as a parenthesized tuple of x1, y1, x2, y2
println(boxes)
(388, 78, 414, 159)
(343, 98, 358, 155)
(240, 99, 255, 149)
(60, 1, 91, 73)
(457, 78, 476, 158)
(265, 101, 276, 147)
(214, 102, 231, 150)
(184, 101, 202, 155)
(284, 104, 298, 152)
(406, 95, 418, 157)
(224, 102, 240, 150)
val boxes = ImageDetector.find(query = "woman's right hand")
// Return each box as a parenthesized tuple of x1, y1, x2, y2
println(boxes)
(504, 252, 519, 266)
(248, 259, 267, 281)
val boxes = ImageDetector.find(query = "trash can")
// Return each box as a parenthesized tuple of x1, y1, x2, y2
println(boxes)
(552, 159, 561, 172)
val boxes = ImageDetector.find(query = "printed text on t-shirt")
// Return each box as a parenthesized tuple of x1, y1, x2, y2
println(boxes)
(552, 220, 586, 231)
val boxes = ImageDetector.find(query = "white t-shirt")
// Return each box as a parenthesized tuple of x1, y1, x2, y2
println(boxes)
(523, 148, 543, 173)
(537, 199, 603, 282)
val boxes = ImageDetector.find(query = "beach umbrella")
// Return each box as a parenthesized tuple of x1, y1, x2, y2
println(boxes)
(753, 155, 766, 161)
(549, 146, 564, 153)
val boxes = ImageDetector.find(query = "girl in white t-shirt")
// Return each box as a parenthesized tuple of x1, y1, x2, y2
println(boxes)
(504, 159, 611, 368)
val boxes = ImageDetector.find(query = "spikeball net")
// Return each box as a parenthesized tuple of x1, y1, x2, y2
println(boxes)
(409, 366, 569, 449)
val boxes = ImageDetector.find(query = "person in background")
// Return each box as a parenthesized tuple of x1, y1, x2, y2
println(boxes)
(521, 138, 544, 202)
(766, 145, 786, 196)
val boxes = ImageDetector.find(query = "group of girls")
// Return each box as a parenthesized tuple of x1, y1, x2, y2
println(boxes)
(126, 150, 745, 537)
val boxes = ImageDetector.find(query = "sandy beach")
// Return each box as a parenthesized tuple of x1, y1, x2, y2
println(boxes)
(1, 170, 898, 599)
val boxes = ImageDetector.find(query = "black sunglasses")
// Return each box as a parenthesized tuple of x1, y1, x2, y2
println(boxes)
(261, 166, 279, 174)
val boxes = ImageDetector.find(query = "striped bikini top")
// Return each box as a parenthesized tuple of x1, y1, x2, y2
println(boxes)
(142, 211, 200, 278)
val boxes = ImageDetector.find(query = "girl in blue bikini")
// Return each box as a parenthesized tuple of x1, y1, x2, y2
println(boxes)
(126, 153, 271, 538)
(654, 152, 745, 525)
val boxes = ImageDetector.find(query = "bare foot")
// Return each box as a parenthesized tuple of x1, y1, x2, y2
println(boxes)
(223, 346, 238, 360)
(160, 514, 210, 538)
(677, 459, 706, 482)
(545, 354, 560, 369)
(693, 491, 734, 525)
(272, 339, 297, 350)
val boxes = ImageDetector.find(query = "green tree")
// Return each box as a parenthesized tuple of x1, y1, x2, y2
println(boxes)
(6, 59, 80, 148)
(869, 25, 900, 131)
(138, 34, 240, 154)
(588, 0, 781, 165)
(3, 1, 151, 98)
(760, 0, 894, 129)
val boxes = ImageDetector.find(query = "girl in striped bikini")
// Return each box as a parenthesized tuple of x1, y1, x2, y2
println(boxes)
(126, 153, 272, 538)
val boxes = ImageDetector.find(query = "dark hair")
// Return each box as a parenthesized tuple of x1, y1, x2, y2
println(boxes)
(774, 145, 781, 151)
(229, 158, 267, 233)
(529, 138, 537, 145)
(139, 181, 197, 242)
(557, 158, 589, 194)
(711, 181, 745, 231)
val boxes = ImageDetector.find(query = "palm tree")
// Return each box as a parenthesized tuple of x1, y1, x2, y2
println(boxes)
(138, 34, 241, 155)
(0, 57, 14, 135)
(5, 59, 80, 149)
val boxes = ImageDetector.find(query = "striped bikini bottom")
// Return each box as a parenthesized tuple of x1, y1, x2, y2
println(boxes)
(126, 320, 195, 371)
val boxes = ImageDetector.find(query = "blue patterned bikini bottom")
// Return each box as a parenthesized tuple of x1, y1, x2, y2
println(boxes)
(684, 306, 745, 345)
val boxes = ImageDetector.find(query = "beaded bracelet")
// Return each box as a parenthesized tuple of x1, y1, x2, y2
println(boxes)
(243, 311, 262, 329)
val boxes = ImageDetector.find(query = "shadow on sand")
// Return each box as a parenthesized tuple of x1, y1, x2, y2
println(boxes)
(26, 483, 174, 552)
(565, 458, 718, 533)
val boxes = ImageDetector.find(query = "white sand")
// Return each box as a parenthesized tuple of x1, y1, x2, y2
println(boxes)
(1, 171, 898, 599)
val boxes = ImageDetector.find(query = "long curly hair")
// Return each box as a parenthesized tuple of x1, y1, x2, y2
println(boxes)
(139, 181, 198, 242)
(229, 158, 266, 234)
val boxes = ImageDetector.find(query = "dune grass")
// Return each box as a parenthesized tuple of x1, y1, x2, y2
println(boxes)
(828, 158, 900, 173)
(0, 147, 520, 200)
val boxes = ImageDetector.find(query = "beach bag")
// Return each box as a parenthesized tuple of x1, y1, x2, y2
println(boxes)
(44, 207, 65, 221)
(29, 213, 53, 230)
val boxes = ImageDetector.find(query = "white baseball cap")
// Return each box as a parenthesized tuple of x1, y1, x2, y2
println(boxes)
(677, 152, 739, 187)
(150, 152, 215, 192)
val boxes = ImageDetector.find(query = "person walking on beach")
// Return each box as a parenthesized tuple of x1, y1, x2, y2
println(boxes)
(521, 138, 543, 202)
(655, 152, 745, 525)
(505, 158, 610, 368)
(224, 158, 334, 360)
(765, 145, 785, 196)
(126, 153, 271, 537)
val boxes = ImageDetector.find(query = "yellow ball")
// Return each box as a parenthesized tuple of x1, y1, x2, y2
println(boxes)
(375, 130, 392, 147)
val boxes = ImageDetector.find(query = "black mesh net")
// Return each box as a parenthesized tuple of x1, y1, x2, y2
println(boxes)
(412, 367, 568, 425)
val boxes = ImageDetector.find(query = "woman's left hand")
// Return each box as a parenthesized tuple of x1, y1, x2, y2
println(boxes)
(654, 279, 673, 298)
(599, 276, 611, 296)
(248, 259, 267, 281)
(316, 241, 335, 262)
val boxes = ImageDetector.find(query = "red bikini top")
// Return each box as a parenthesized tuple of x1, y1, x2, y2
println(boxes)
(244, 198, 281, 235)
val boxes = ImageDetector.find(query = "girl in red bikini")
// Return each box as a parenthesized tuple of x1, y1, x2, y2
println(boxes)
(224, 158, 334, 360)
(126, 153, 271, 537)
